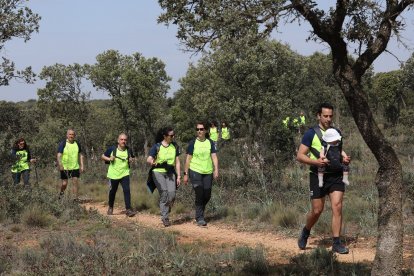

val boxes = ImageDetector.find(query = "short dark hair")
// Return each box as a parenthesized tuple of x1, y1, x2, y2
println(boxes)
(317, 102, 334, 115)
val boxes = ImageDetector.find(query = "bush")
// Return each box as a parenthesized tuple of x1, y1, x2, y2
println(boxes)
(0, 185, 87, 223)
(233, 246, 269, 274)
(21, 205, 52, 228)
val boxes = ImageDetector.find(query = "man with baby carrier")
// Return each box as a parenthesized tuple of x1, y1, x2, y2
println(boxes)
(296, 102, 351, 254)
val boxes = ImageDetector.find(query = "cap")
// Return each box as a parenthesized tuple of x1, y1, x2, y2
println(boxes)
(322, 128, 342, 143)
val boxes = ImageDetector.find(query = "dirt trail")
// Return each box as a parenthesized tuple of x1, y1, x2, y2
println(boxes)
(84, 202, 378, 264)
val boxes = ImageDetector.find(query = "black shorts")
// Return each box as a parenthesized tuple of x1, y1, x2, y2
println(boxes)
(309, 172, 345, 199)
(60, 169, 80, 180)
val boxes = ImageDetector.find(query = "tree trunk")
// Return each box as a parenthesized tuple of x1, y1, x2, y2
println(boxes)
(372, 166, 403, 276)
(335, 66, 403, 275)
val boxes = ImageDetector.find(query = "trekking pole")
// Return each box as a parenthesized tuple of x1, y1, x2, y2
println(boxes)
(34, 161, 39, 187)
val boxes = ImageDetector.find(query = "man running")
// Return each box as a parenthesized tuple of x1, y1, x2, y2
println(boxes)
(296, 102, 351, 254)
(57, 129, 84, 198)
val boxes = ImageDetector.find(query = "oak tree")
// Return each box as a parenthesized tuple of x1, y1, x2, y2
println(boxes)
(158, 1, 414, 274)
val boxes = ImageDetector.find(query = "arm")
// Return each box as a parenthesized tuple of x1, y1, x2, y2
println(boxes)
(211, 152, 219, 179)
(79, 153, 85, 172)
(175, 156, 181, 186)
(101, 153, 115, 162)
(341, 150, 351, 165)
(57, 153, 64, 171)
(101, 147, 115, 163)
(296, 144, 328, 167)
(319, 146, 326, 160)
(183, 154, 192, 185)
(146, 156, 155, 166)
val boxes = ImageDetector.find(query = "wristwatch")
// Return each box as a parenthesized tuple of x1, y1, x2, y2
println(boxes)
(183, 172, 188, 175)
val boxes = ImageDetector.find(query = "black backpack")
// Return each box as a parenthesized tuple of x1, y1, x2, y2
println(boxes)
(309, 126, 343, 172)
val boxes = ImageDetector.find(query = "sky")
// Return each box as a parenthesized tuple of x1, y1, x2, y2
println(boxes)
(1, 0, 414, 102)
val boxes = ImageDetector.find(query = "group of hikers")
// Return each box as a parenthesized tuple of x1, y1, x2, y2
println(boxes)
(9, 102, 351, 254)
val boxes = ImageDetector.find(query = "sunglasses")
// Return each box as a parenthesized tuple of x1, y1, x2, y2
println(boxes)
(167, 134, 175, 137)
(196, 128, 205, 131)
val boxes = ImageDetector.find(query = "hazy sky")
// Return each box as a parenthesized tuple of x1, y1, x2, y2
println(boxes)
(1, 0, 413, 102)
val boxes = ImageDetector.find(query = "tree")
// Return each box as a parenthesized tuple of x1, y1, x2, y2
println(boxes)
(89, 50, 171, 153)
(372, 70, 406, 125)
(158, 1, 414, 274)
(173, 39, 305, 144)
(0, 0, 40, 86)
(37, 63, 92, 158)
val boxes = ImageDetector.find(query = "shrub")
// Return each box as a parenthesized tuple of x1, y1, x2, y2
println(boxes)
(21, 205, 51, 228)
(233, 246, 269, 274)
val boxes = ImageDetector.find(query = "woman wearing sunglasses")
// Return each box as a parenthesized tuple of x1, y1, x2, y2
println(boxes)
(11, 138, 37, 186)
(147, 127, 181, 227)
(183, 122, 219, 226)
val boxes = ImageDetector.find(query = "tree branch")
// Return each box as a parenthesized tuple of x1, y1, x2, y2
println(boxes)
(353, 0, 414, 76)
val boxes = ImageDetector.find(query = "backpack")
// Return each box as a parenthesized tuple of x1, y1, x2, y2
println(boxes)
(105, 146, 133, 167)
(309, 126, 343, 172)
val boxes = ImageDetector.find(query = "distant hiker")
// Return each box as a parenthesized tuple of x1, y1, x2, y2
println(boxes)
(183, 122, 219, 227)
(102, 133, 136, 217)
(282, 116, 290, 128)
(299, 111, 306, 126)
(296, 103, 351, 254)
(299, 111, 306, 133)
(317, 128, 350, 187)
(57, 129, 84, 198)
(146, 127, 181, 227)
(209, 121, 219, 149)
(11, 138, 36, 186)
(220, 121, 231, 144)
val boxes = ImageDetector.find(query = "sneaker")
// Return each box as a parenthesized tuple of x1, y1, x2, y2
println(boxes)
(332, 243, 349, 254)
(298, 228, 310, 250)
(58, 191, 64, 199)
(196, 219, 207, 227)
(107, 207, 113, 215)
(162, 218, 171, 227)
(125, 209, 136, 217)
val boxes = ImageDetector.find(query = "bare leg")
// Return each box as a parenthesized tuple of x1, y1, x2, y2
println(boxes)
(61, 179, 68, 193)
(72, 177, 79, 197)
(329, 191, 344, 237)
(305, 197, 325, 230)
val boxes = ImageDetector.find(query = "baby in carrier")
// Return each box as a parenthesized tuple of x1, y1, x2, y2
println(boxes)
(318, 128, 350, 187)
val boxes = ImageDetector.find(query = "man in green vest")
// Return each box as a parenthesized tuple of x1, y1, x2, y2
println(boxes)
(296, 103, 351, 254)
(102, 133, 136, 217)
(57, 129, 84, 199)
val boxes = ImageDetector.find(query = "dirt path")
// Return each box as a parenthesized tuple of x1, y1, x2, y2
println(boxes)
(84, 202, 379, 265)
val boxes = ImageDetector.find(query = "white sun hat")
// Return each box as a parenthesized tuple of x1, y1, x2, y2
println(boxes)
(322, 128, 342, 143)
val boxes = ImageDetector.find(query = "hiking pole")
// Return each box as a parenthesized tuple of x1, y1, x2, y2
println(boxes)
(34, 161, 39, 187)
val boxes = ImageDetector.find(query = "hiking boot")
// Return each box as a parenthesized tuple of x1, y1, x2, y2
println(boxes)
(298, 227, 310, 250)
(196, 219, 207, 227)
(125, 209, 136, 217)
(58, 191, 64, 199)
(107, 207, 113, 215)
(162, 218, 171, 227)
(332, 243, 349, 254)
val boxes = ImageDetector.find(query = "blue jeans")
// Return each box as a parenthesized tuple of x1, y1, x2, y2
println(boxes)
(12, 169, 30, 186)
